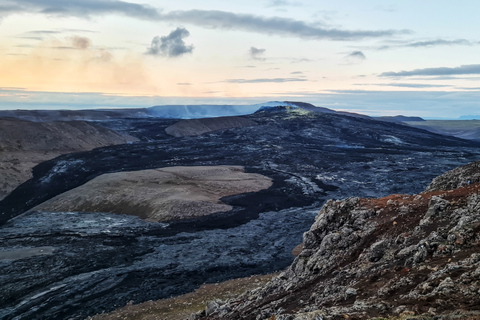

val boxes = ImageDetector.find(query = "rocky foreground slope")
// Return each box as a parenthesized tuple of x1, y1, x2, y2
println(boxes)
(198, 160, 480, 320)
(0, 118, 137, 200)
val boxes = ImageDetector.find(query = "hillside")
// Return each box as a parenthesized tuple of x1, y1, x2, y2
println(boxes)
(33, 166, 272, 221)
(0, 117, 137, 200)
(165, 116, 257, 137)
(197, 160, 480, 319)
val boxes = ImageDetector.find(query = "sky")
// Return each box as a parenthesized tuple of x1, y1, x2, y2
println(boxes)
(0, 0, 479, 118)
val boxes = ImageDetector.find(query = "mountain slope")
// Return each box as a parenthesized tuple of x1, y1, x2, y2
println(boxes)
(0, 117, 137, 200)
(165, 116, 257, 137)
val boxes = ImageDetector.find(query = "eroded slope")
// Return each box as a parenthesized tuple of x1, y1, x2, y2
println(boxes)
(0, 118, 137, 200)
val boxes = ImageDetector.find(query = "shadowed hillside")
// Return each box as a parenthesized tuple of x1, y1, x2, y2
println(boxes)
(0, 117, 137, 200)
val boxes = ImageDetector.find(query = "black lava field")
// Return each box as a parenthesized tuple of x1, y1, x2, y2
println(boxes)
(1, 108, 480, 319)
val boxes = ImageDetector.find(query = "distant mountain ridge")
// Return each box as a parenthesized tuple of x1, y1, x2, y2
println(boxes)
(459, 115, 480, 120)
(0, 101, 364, 121)
(377, 115, 425, 122)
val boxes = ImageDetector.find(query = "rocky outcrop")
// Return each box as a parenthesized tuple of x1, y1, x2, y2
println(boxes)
(0, 118, 137, 200)
(198, 160, 480, 319)
(33, 166, 272, 222)
(165, 116, 257, 137)
(426, 160, 480, 192)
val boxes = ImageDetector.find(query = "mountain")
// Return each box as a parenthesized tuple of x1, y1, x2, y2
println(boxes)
(459, 115, 480, 120)
(404, 120, 480, 142)
(196, 160, 480, 319)
(377, 115, 426, 123)
(0, 101, 365, 122)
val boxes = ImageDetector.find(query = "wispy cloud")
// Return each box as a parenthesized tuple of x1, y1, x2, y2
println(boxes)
(162, 10, 411, 41)
(379, 38, 475, 50)
(249, 47, 266, 60)
(71, 36, 91, 49)
(146, 27, 194, 58)
(381, 64, 480, 77)
(1, 2, 410, 41)
(224, 77, 308, 83)
(355, 83, 451, 88)
(0, 0, 160, 19)
(15, 29, 98, 42)
(456, 87, 480, 91)
(49, 36, 93, 50)
(23, 30, 61, 35)
(346, 51, 366, 59)
(266, 0, 302, 7)
(342, 51, 366, 64)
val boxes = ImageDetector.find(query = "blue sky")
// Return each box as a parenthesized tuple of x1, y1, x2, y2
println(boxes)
(0, 0, 479, 118)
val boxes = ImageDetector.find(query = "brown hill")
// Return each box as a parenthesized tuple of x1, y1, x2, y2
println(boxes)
(0, 117, 137, 200)
(33, 166, 272, 222)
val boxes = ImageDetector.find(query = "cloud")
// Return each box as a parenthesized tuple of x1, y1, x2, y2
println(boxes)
(0, 0, 160, 20)
(381, 64, 480, 77)
(15, 29, 98, 42)
(249, 47, 266, 60)
(59, 28, 98, 34)
(457, 87, 480, 90)
(146, 27, 194, 57)
(24, 30, 61, 35)
(346, 51, 366, 60)
(343, 51, 366, 64)
(355, 83, 451, 88)
(378, 39, 475, 50)
(71, 36, 91, 49)
(224, 77, 307, 83)
(2, 3, 409, 41)
(161, 10, 411, 41)
(407, 39, 472, 48)
(266, 0, 302, 7)
(48, 36, 93, 50)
